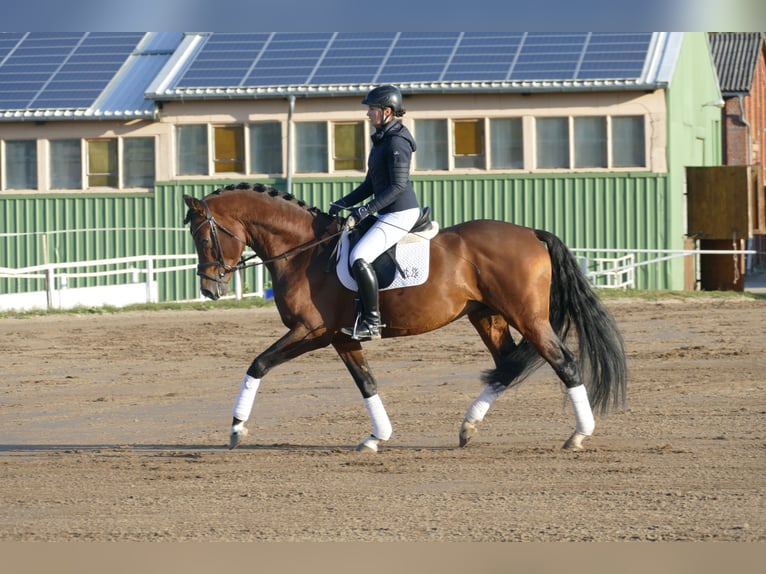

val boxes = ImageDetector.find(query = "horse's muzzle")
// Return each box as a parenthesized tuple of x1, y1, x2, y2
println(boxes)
(200, 287, 220, 301)
(199, 275, 229, 300)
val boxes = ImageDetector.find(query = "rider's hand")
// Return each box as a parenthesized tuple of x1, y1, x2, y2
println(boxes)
(328, 203, 344, 217)
(349, 205, 371, 225)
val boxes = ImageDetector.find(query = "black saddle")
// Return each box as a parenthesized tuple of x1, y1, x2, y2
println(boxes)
(345, 207, 433, 289)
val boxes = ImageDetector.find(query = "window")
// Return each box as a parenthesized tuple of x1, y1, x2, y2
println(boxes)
(249, 122, 283, 174)
(49, 139, 82, 189)
(490, 118, 523, 169)
(333, 122, 364, 171)
(295, 122, 328, 173)
(414, 119, 448, 170)
(214, 126, 244, 173)
(87, 139, 117, 187)
(176, 125, 208, 176)
(5, 140, 37, 189)
(536, 118, 569, 169)
(453, 119, 485, 169)
(123, 138, 155, 188)
(574, 117, 607, 168)
(612, 116, 646, 167)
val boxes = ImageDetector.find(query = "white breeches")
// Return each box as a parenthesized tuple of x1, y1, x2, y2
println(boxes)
(350, 208, 421, 264)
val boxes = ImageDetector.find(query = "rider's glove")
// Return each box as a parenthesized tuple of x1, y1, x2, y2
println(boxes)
(349, 205, 371, 226)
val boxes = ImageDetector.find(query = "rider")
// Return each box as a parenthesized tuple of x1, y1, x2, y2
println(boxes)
(329, 85, 421, 341)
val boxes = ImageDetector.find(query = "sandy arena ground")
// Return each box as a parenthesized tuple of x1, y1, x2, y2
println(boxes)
(0, 296, 764, 542)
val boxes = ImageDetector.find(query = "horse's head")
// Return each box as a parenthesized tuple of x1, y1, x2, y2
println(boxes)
(183, 194, 248, 300)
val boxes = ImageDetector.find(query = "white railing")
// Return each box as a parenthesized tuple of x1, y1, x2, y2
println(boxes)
(571, 248, 758, 289)
(2, 247, 761, 312)
(0, 252, 266, 312)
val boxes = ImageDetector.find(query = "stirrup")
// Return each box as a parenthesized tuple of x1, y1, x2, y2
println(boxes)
(341, 314, 382, 341)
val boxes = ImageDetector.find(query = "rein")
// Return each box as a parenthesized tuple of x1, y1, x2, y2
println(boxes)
(192, 199, 344, 284)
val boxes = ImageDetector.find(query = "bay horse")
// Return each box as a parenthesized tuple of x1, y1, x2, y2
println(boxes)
(184, 182, 626, 452)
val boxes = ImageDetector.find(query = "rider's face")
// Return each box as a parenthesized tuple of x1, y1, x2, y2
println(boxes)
(366, 106, 388, 128)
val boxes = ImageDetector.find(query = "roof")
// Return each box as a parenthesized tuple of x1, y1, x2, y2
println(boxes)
(708, 32, 764, 95)
(149, 32, 682, 100)
(0, 32, 183, 121)
(0, 32, 683, 121)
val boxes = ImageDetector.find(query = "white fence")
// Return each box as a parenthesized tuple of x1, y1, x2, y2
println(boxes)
(0, 252, 266, 312)
(571, 248, 758, 290)
(1, 247, 760, 312)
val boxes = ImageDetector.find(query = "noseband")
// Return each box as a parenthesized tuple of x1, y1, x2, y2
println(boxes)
(190, 200, 247, 288)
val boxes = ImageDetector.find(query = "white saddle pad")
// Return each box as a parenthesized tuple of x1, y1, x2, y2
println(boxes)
(336, 223, 439, 291)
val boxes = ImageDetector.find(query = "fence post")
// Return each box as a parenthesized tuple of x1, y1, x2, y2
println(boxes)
(45, 266, 55, 310)
(234, 269, 243, 300)
(146, 258, 155, 303)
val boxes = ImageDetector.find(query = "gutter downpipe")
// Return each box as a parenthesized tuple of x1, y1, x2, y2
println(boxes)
(737, 93, 753, 271)
(736, 93, 752, 164)
(286, 95, 295, 195)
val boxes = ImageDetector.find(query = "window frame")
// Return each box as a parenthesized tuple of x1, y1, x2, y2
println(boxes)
(122, 137, 156, 188)
(452, 118, 486, 170)
(249, 121, 284, 175)
(3, 139, 39, 190)
(49, 138, 83, 190)
(86, 138, 119, 188)
(176, 124, 209, 176)
(489, 117, 524, 170)
(212, 125, 245, 174)
(332, 121, 365, 172)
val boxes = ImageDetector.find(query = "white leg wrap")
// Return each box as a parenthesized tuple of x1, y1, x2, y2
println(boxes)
(567, 384, 595, 436)
(364, 394, 392, 441)
(232, 375, 261, 422)
(464, 384, 505, 423)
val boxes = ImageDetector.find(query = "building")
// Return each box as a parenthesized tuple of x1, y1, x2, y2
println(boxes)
(0, 32, 723, 301)
(709, 32, 766, 279)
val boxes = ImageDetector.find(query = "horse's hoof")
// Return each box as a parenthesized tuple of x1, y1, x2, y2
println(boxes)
(459, 420, 478, 447)
(562, 431, 588, 451)
(229, 426, 248, 450)
(356, 435, 380, 453)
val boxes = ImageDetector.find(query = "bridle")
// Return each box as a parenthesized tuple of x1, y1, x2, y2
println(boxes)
(190, 200, 248, 288)
(190, 198, 345, 291)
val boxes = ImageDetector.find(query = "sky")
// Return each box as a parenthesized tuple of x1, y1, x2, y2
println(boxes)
(3, 0, 765, 32)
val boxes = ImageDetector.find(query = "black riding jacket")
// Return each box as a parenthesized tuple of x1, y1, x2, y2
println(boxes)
(336, 120, 419, 215)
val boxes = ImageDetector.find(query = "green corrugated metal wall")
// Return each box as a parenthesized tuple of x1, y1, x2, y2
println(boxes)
(1, 172, 672, 299)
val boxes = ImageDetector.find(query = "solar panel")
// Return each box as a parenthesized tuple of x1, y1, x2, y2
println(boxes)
(178, 33, 272, 87)
(298, 32, 397, 84)
(170, 32, 655, 90)
(0, 33, 26, 63)
(0, 32, 144, 110)
(576, 33, 651, 79)
(0, 32, 659, 112)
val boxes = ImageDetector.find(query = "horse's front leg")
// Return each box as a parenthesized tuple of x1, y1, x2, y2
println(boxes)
(332, 339, 392, 453)
(229, 325, 330, 449)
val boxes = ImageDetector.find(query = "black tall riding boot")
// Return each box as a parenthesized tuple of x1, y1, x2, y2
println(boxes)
(341, 259, 382, 341)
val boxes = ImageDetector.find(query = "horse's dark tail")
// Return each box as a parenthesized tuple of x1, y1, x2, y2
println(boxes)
(481, 229, 627, 415)
(538, 229, 627, 413)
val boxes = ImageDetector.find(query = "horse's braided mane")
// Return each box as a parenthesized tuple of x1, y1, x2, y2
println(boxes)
(213, 182, 322, 214)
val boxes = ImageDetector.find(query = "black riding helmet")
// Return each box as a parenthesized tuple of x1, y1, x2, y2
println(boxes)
(362, 85, 405, 117)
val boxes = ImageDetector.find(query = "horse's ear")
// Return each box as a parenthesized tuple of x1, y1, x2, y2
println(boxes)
(183, 195, 203, 224)
(183, 194, 199, 210)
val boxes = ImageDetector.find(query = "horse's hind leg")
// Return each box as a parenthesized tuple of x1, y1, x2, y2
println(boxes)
(468, 310, 596, 451)
(460, 311, 518, 447)
(333, 339, 392, 453)
(525, 322, 595, 451)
